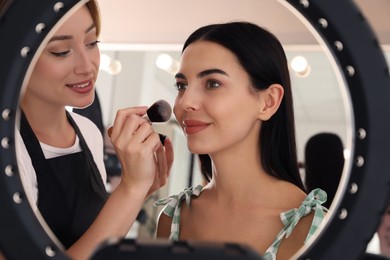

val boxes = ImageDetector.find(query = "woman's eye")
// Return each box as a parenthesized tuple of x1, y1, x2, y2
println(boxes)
(86, 40, 100, 48)
(174, 82, 187, 91)
(50, 50, 70, 57)
(206, 80, 221, 89)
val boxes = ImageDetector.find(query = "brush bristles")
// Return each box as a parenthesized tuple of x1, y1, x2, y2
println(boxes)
(107, 100, 172, 137)
(146, 99, 172, 122)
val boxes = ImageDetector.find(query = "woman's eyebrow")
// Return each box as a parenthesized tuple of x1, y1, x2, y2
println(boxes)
(49, 34, 72, 42)
(175, 69, 229, 80)
(49, 23, 96, 43)
(198, 68, 228, 78)
(175, 72, 186, 79)
(85, 23, 96, 34)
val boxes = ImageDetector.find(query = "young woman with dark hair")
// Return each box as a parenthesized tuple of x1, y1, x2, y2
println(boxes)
(155, 22, 327, 259)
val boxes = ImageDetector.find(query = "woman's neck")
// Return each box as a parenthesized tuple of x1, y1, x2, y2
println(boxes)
(206, 147, 272, 201)
(21, 100, 75, 147)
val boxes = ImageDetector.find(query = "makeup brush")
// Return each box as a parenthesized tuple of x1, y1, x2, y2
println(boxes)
(145, 99, 172, 123)
(107, 99, 172, 138)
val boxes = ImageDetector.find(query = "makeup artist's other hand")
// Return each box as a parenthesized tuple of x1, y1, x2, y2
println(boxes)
(147, 135, 173, 197)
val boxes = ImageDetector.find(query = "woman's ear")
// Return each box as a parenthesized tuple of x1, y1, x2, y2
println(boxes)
(257, 84, 284, 121)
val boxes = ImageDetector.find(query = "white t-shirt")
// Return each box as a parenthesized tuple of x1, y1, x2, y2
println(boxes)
(16, 112, 107, 212)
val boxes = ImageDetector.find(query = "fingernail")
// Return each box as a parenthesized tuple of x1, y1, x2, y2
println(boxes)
(107, 126, 113, 137)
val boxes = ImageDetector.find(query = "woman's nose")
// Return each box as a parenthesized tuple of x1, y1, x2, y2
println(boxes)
(177, 86, 200, 112)
(73, 49, 96, 75)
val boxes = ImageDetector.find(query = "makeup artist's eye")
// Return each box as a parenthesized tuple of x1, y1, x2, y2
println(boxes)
(174, 81, 187, 91)
(50, 50, 70, 57)
(206, 80, 221, 89)
(86, 40, 100, 48)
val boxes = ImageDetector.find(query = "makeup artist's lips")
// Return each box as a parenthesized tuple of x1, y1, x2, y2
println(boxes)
(183, 119, 210, 135)
(66, 80, 94, 94)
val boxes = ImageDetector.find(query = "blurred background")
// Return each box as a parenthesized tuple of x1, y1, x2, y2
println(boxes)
(75, 0, 389, 255)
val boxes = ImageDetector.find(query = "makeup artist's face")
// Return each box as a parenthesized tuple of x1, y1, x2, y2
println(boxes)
(174, 40, 262, 155)
(25, 6, 100, 109)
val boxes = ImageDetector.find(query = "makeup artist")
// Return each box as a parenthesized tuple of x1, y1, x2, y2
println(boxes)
(155, 22, 327, 260)
(12, 1, 173, 259)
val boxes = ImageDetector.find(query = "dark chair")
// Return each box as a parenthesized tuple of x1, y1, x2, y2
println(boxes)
(304, 132, 345, 209)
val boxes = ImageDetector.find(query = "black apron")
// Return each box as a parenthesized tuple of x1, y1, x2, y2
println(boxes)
(20, 111, 108, 249)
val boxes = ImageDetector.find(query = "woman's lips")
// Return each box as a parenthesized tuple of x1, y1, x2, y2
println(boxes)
(183, 120, 209, 135)
(67, 80, 93, 94)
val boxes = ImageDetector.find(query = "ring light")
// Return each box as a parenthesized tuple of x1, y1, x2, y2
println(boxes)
(282, 1, 390, 258)
(0, 0, 389, 259)
(0, 1, 84, 259)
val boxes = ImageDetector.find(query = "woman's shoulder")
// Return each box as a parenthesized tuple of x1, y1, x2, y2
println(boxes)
(267, 187, 328, 259)
(272, 181, 308, 209)
(155, 185, 204, 240)
(279, 186, 328, 226)
(154, 185, 204, 216)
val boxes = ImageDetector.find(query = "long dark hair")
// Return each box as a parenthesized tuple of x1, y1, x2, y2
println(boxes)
(183, 22, 305, 191)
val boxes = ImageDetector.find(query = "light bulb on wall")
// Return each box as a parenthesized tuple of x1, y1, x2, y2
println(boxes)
(100, 53, 122, 75)
(107, 60, 122, 75)
(156, 53, 173, 70)
(156, 53, 179, 75)
(291, 55, 311, 77)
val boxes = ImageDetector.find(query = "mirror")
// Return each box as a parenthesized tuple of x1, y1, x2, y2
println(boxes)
(94, 45, 352, 208)
(1, 0, 390, 259)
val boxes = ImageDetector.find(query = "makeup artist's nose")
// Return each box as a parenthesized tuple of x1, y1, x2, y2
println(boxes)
(74, 49, 95, 75)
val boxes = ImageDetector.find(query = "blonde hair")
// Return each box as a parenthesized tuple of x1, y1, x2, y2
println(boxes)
(86, 0, 101, 36)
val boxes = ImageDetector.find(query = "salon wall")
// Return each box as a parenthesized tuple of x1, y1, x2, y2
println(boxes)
(94, 0, 390, 198)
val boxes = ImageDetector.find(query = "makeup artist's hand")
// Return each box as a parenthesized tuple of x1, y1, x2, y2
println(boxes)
(148, 134, 173, 197)
(109, 106, 171, 196)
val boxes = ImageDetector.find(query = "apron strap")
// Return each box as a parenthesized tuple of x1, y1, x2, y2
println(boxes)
(66, 111, 108, 198)
(20, 110, 50, 167)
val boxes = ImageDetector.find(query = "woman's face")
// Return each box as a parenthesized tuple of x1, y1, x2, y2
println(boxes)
(25, 5, 100, 109)
(173, 40, 264, 156)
